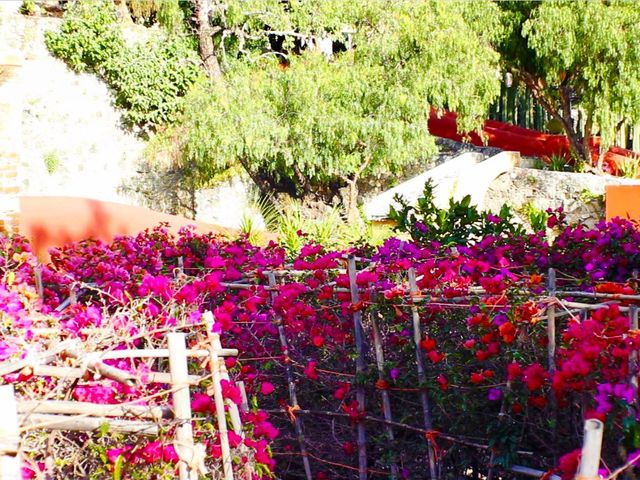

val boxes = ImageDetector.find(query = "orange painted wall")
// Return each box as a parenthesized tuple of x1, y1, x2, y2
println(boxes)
(605, 185, 640, 222)
(19, 196, 239, 261)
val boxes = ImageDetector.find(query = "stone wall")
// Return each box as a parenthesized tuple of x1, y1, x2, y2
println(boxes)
(484, 168, 640, 228)
(0, 48, 23, 234)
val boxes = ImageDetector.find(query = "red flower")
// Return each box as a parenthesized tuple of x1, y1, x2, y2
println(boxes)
(470, 372, 485, 384)
(420, 337, 437, 352)
(304, 361, 319, 380)
(342, 442, 355, 456)
(507, 362, 522, 381)
(375, 379, 390, 390)
(499, 322, 516, 343)
(341, 400, 364, 424)
(528, 395, 547, 409)
(334, 382, 351, 400)
(428, 351, 445, 363)
(522, 364, 548, 391)
(436, 374, 449, 391)
(463, 339, 476, 349)
(312, 335, 325, 347)
(475, 349, 490, 361)
(260, 382, 275, 395)
(558, 449, 581, 480)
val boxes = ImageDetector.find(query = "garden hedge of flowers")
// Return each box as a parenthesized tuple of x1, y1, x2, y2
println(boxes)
(3, 214, 640, 479)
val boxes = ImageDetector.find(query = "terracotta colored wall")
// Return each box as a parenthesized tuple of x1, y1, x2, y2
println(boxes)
(19, 196, 239, 260)
(605, 185, 640, 222)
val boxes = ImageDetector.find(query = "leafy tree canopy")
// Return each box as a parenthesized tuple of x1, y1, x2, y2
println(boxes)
(162, 0, 502, 219)
(496, 0, 640, 165)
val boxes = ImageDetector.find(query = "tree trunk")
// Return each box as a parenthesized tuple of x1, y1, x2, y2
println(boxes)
(195, 0, 223, 80)
(341, 178, 361, 225)
(115, 0, 133, 23)
(517, 71, 592, 166)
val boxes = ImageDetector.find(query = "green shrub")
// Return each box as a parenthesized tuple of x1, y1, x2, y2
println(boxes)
(19, 0, 37, 16)
(43, 151, 61, 174)
(45, 0, 202, 131)
(44, 0, 125, 73)
(102, 36, 203, 129)
(389, 179, 524, 247)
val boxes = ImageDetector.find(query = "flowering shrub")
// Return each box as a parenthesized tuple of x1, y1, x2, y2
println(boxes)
(2, 217, 640, 479)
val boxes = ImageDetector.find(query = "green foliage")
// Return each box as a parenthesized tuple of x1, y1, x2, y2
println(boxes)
(496, 1, 640, 156)
(46, 0, 202, 131)
(618, 157, 640, 179)
(43, 151, 61, 174)
(520, 201, 548, 233)
(102, 35, 203, 129)
(156, 0, 184, 33)
(44, 0, 125, 73)
(389, 179, 524, 247)
(19, 0, 36, 16)
(165, 0, 501, 205)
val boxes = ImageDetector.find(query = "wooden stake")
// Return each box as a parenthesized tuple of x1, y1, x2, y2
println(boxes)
(18, 414, 158, 435)
(17, 400, 171, 421)
(347, 256, 368, 480)
(202, 312, 243, 435)
(0, 385, 21, 480)
(167, 333, 199, 480)
(267, 272, 313, 480)
(547, 268, 557, 374)
(34, 263, 43, 299)
(629, 305, 639, 406)
(237, 381, 249, 413)
(371, 309, 399, 479)
(200, 327, 234, 480)
(407, 267, 438, 480)
(576, 419, 604, 480)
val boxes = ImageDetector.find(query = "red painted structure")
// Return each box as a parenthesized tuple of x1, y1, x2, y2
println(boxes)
(428, 110, 637, 174)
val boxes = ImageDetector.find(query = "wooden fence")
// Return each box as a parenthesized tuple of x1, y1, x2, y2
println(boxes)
(0, 322, 243, 480)
(4, 259, 639, 479)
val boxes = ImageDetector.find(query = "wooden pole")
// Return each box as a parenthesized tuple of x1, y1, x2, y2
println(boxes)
(200, 327, 234, 480)
(167, 333, 199, 480)
(575, 419, 604, 480)
(347, 256, 368, 480)
(237, 381, 249, 413)
(547, 268, 557, 375)
(34, 263, 43, 299)
(629, 305, 639, 406)
(18, 414, 159, 435)
(267, 272, 313, 480)
(202, 311, 243, 436)
(407, 267, 438, 480)
(370, 309, 399, 479)
(0, 385, 21, 480)
(17, 400, 171, 420)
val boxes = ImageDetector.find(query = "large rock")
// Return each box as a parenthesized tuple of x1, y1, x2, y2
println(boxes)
(484, 168, 640, 228)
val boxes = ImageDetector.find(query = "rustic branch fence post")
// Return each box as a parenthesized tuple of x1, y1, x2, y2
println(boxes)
(0, 384, 21, 480)
(576, 419, 603, 480)
(370, 306, 399, 479)
(546, 268, 557, 374)
(407, 267, 438, 480)
(546, 268, 558, 460)
(167, 333, 203, 480)
(202, 311, 243, 436)
(347, 255, 368, 480)
(629, 305, 639, 406)
(267, 272, 313, 480)
(203, 311, 250, 480)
